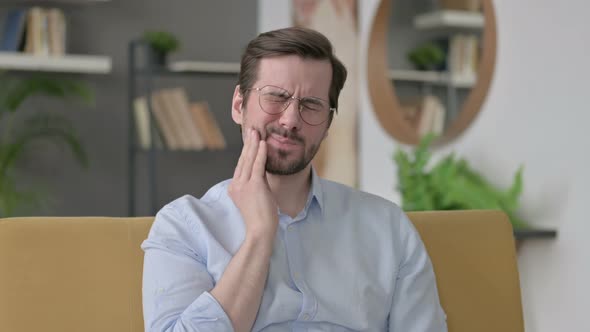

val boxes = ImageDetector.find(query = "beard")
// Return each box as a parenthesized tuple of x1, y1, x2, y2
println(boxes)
(239, 103, 325, 176)
(264, 125, 321, 175)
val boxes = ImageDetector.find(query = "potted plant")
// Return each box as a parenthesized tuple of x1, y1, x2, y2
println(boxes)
(407, 42, 446, 71)
(0, 73, 93, 217)
(393, 134, 529, 229)
(142, 30, 180, 66)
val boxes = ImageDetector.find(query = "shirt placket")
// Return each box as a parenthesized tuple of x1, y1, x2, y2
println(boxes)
(280, 214, 317, 331)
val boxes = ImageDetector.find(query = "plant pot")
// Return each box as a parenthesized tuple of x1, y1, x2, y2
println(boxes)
(148, 47, 167, 67)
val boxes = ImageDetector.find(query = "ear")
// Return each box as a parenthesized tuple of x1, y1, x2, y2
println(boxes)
(231, 85, 244, 125)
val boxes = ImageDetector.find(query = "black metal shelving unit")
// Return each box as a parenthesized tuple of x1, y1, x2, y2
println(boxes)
(127, 40, 240, 216)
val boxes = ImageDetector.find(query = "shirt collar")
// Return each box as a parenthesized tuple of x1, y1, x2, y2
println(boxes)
(307, 166, 325, 212)
(276, 166, 325, 222)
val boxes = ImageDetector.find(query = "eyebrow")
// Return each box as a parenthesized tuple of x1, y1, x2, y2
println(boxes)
(301, 97, 323, 104)
(265, 85, 328, 101)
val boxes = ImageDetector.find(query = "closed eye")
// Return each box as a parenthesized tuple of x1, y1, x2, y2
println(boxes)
(264, 93, 290, 103)
(301, 99, 325, 112)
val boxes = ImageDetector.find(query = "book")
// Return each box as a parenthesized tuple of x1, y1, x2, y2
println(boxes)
(150, 91, 182, 150)
(399, 98, 423, 130)
(189, 101, 226, 150)
(133, 96, 165, 150)
(417, 95, 446, 137)
(0, 9, 27, 51)
(200, 103, 226, 149)
(47, 8, 66, 56)
(24, 7, 50, 55)
(447, 34, 479, 85)
(21, 7, 68, 56)
(161, 88, 206, 150)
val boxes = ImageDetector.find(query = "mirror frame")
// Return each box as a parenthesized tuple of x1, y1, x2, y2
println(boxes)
(367, 0, 497, 145)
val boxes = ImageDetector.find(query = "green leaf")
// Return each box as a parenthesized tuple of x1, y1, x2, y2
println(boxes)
(143, 30, 180, 54)
(393, 135, 529, 228)
(0, 75, 93, 113)
(0, 171, 49, 217)
(0, 74, 92, 217)
(0, 113, 88, 176)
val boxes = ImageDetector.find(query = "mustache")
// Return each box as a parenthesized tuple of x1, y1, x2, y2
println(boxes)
(266, 126, 304, 143)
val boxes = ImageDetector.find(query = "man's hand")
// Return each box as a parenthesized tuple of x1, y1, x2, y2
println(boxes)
(211, 130, 278, 332)
(228, 128, 279, 241)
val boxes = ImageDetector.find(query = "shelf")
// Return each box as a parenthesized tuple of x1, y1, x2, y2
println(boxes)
(514, 229, 558, 240)
(132, 146, 242, 154)
(135, 61, 240, 77)
(413, 10, 484, 29)
(0, 0, 111, 5)
(0, 52, 112, 73)
(388, 69, 475, 88)
(168, 61, 240, 74)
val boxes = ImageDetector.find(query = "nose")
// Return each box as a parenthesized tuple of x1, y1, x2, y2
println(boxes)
(278, 98, 303, 131)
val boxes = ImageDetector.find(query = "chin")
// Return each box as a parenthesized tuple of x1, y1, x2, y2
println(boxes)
(265, 151, 310, 175)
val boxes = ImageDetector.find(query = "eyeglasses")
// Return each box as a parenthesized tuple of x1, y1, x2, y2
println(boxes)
(246, 85, 337, 126)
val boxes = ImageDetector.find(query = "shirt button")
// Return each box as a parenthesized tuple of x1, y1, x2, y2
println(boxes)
(287, 225, 294, 231)
(302, 313, 310, 321)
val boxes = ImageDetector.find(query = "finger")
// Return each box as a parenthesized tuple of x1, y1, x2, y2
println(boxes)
(233, 127, 250, 179)
(252, 140, 267, 178)
(240, 128, 260, 181)
(233, 152, 244, 179)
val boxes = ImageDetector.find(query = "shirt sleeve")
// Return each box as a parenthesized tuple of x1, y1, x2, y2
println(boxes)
(389, 211, 448, 332)
(141, 204, 234, 332)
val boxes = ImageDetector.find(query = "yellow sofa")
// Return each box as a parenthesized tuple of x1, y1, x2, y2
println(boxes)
(0, 210, 524, 332)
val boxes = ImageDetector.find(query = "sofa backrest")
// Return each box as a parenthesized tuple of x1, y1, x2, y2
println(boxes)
(409, 210, 524, 332)
(0, 210, 523, 332)
(0, 217, 152, 332)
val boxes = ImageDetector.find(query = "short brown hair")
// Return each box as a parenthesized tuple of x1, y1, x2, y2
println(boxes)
(238, 27, 347, 116)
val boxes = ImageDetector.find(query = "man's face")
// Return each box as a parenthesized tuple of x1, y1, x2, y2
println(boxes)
(232, 55, 333, 175)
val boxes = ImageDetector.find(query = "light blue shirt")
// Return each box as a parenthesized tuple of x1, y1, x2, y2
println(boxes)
(142, 169, 447, 331)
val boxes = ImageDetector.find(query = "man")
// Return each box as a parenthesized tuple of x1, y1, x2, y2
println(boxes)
(142, 27, 447, 332)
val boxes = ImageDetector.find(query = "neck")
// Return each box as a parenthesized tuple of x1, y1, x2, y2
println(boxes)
(266, 166, 312, 218)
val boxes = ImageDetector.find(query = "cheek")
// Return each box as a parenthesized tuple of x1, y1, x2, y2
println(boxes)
(244, 115, 278, 141)
(311, 127, 329, 143)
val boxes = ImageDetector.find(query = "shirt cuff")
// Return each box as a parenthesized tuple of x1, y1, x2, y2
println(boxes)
(179, 291, 234, 331)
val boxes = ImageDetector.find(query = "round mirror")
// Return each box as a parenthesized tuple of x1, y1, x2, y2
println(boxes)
(367, 0, 497, 145)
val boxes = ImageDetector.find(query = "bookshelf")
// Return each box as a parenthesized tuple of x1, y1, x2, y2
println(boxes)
(367, 0, 496, 146)
(0, 1, 113, 73)
(0, 52, 111, 73)
(127, 40, 240, 216)
(397, 9, 484, 137)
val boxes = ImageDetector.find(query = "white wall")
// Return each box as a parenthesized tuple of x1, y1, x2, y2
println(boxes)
(259, 0, 589, 330)
(258, 0, 291, 33)
(359, 0, 590, 331)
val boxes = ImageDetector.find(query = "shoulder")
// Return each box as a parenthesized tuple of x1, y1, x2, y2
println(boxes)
(319, 178, 418, 240)
(320, 178, 404, 219)
(162, 179, 232, 219)
(146, 179, 236, 242)
(142, 178, 243, 257)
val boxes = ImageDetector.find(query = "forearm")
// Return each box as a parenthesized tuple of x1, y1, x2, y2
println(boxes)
(211, 232, 274, 332)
